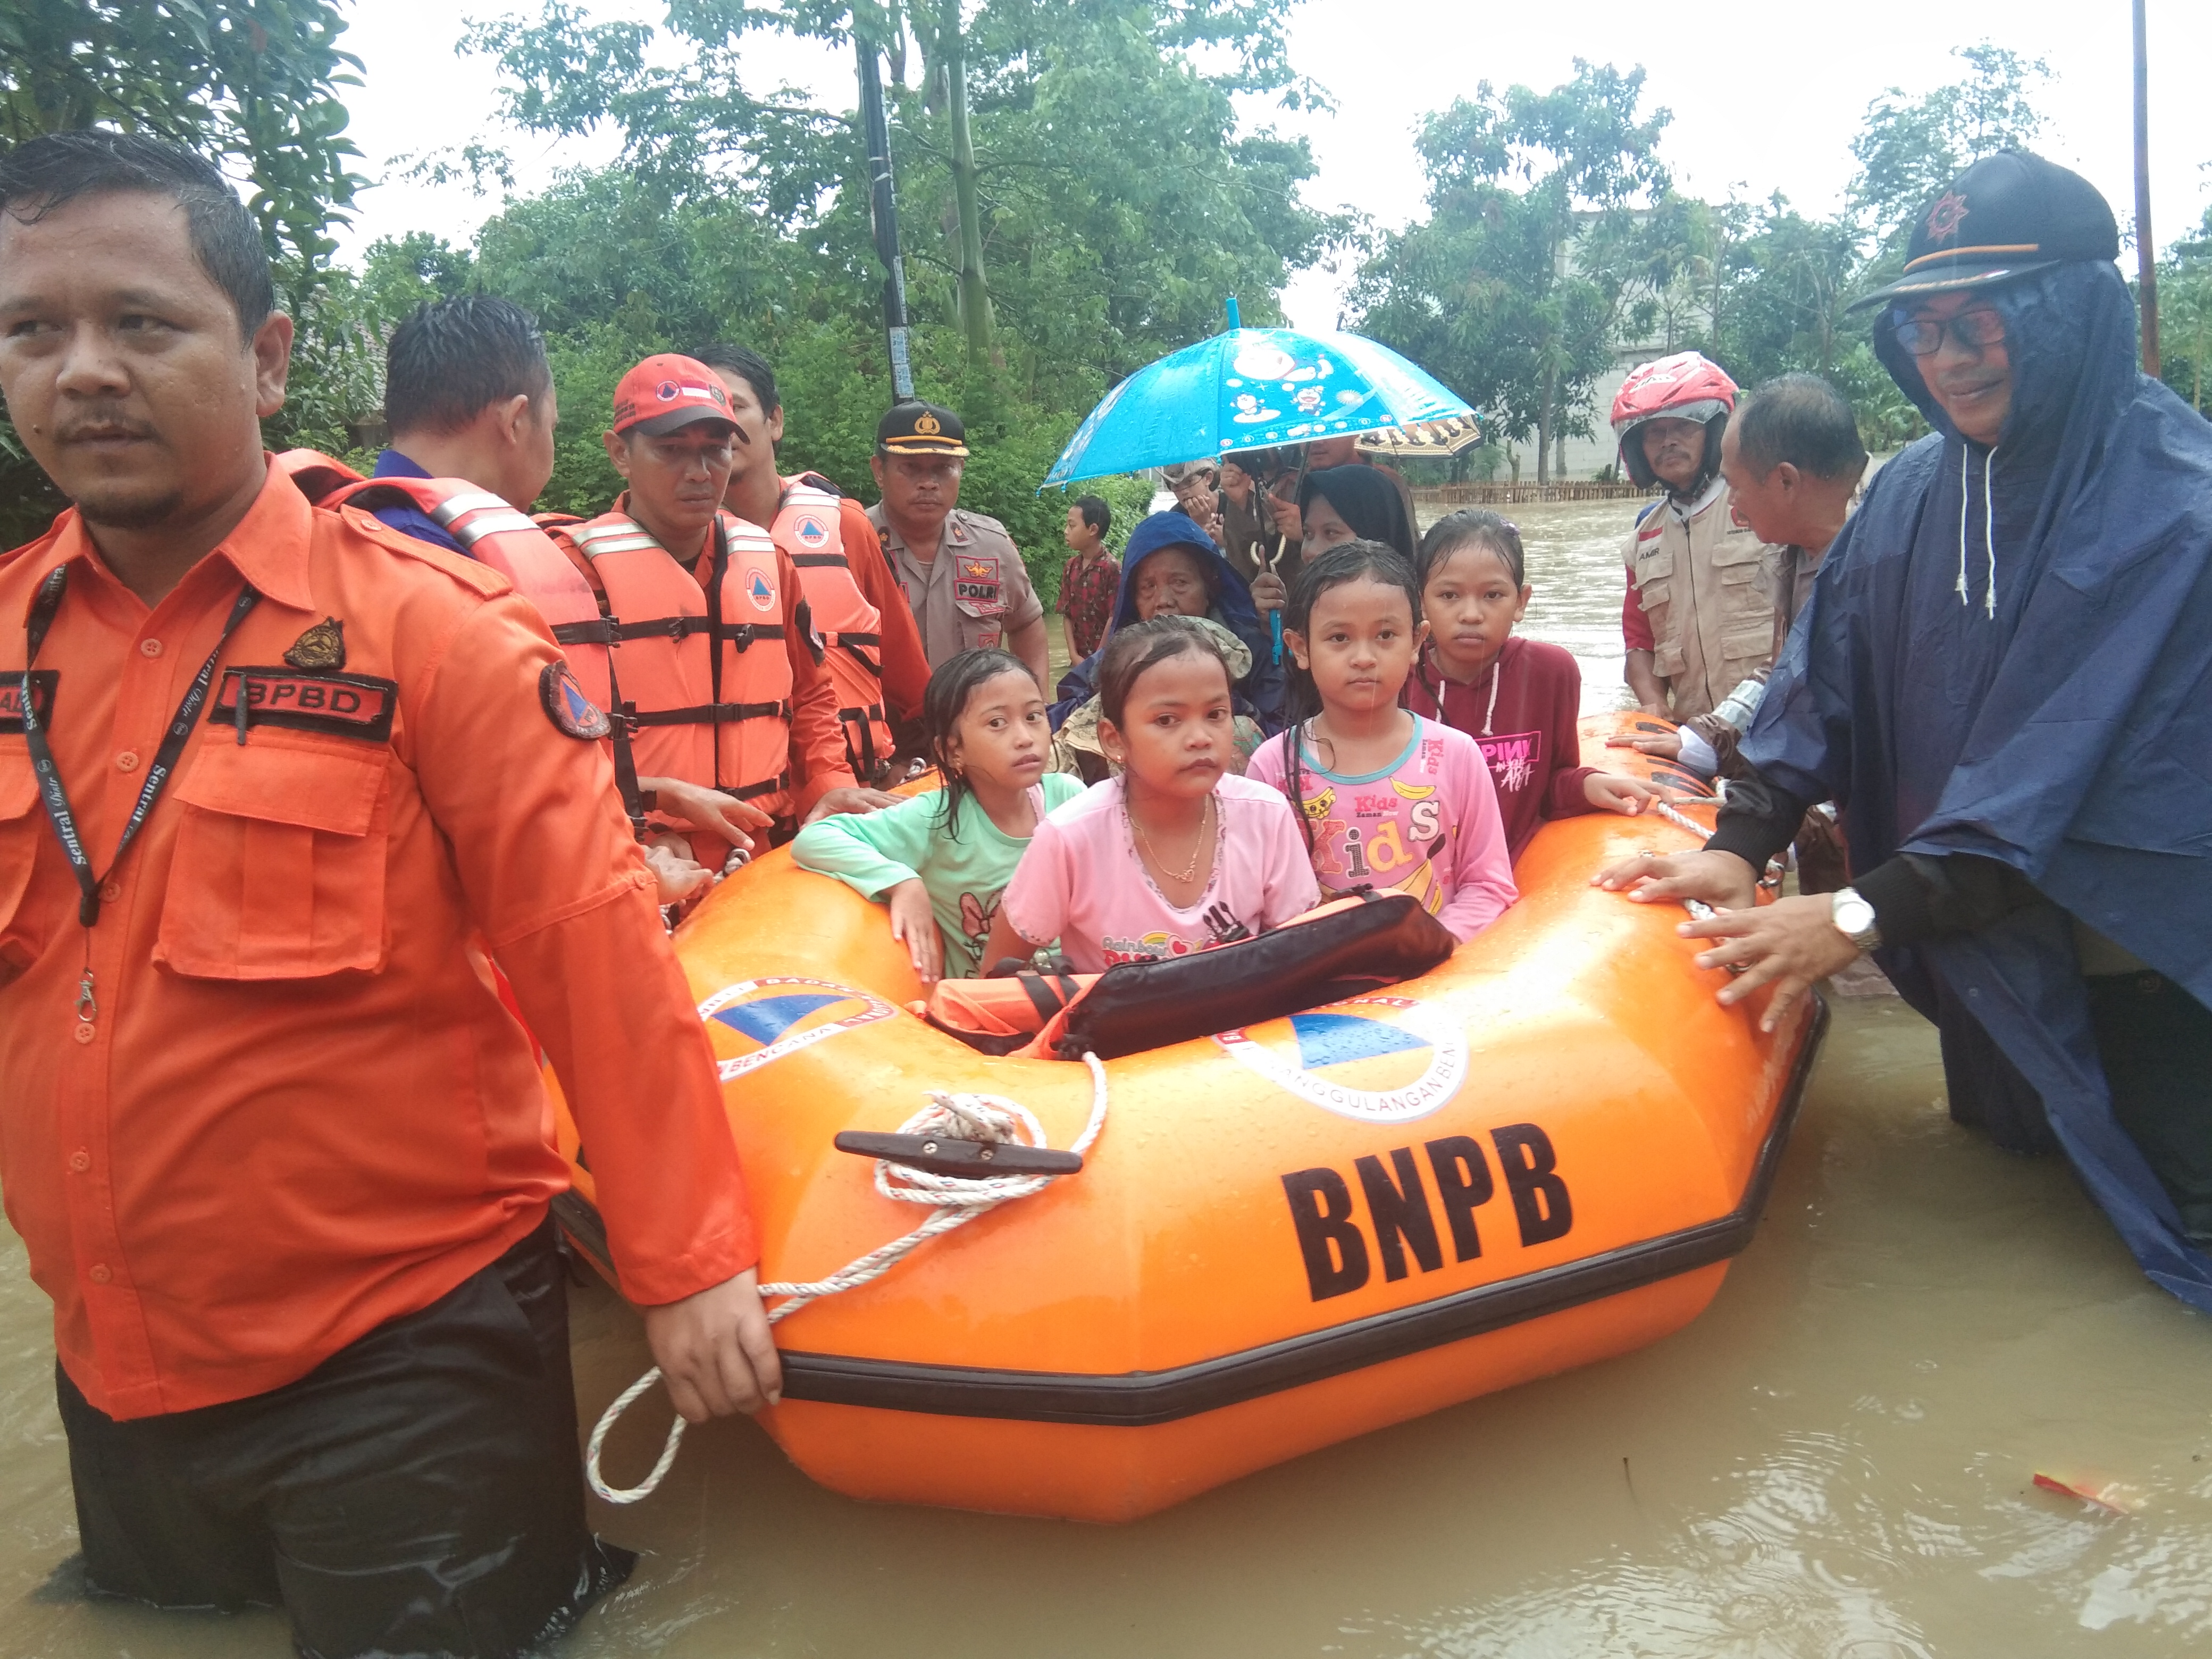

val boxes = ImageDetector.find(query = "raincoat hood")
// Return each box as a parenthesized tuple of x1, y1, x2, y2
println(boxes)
(1051, 510, 1284, 733)
(1746, 257, 2212, 1308)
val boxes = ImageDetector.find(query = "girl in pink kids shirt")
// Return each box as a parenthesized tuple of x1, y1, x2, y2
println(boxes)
(1248, 541, 1517, 941)
(991, 617, 1318, 973)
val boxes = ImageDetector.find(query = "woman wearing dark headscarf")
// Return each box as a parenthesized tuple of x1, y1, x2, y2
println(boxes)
(1599, 152, 2212, 1312)
(1250, 463, 1418, 615)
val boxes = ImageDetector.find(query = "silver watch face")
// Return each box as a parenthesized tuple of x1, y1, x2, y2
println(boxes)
(1833, 893, 1876, 936)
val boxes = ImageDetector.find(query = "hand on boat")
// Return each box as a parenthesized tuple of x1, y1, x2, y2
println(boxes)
(887, 879, 946, 983)
(803, 786, 903, 825)
(643, 838, 717, 905)
(1604, 731, 1683, 760)
(642, 1267, 785, 1421)
(1582, 771, 1660, 814)
(644, 776, 773, 853)
(1591, 848, 1758, 910)
(1676, 894, 1861, 1033)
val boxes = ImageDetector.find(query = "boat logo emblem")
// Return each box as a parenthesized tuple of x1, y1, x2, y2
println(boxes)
(1214, 995, 1467, 1124)
(698, 976, 895, 1081)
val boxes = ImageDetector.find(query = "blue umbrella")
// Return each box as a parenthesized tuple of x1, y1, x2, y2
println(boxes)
(1040, 298, 1475, 488)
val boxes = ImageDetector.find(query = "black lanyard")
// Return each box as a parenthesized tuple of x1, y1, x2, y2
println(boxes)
(20, 564, 262, 928)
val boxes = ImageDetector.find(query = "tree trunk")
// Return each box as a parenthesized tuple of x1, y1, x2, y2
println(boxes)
(1536, 367, 1554, 487)
(941, 0, 993, 370)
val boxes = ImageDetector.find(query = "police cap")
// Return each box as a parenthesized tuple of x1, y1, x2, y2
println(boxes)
(876, 400, 969, 458)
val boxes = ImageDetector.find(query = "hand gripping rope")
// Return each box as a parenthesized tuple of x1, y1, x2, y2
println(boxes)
(585, 1051, 1112, 1504)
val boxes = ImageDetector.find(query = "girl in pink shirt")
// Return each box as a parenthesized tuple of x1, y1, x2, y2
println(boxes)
(1249, 541, 1517, 941)
(994, 618, 1318, 973)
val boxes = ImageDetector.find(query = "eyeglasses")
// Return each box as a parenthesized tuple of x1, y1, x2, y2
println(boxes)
(1892, 308, 2006, 357)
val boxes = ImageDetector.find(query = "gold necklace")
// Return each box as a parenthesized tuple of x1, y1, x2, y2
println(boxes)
(1132, 793, 1213, 886)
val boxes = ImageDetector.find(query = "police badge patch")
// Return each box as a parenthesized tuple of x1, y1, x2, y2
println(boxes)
(539, 661, 612, 740)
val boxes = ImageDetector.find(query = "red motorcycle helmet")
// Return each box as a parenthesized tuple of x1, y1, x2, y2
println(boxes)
(1610, 351, 1737, 490)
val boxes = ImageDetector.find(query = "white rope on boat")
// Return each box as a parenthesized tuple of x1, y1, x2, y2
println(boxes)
(585, 1050, 1111, 1505)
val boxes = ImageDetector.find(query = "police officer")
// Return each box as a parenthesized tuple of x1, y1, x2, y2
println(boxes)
(0, 131, 778, 1657)
(866, 401, 1049, 684)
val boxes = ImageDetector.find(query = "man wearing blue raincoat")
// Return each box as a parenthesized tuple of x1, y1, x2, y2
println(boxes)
(1049, 510, 1286, 778)
(1600, 152, 2212, 1310)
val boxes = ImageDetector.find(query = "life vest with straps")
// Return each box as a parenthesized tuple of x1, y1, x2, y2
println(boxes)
(769, 474, 894, 784)
(551, 509, 799, 839)
(272, 451, 615, 713)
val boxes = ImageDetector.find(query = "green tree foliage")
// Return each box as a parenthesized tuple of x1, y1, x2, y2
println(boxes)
(2154, 206, 2212, 416)
(433, 0, 1337, 591)
(1347, 62, 1670, 483)
(0, 0, 367, 544)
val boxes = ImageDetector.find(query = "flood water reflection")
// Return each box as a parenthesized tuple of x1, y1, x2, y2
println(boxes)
(1, 500, 2207, 1657)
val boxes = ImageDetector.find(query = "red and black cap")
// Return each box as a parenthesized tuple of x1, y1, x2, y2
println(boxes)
(611, 353, 739, 437)
(875, 400, 969, 457)
(1849, 150, 2119, 313)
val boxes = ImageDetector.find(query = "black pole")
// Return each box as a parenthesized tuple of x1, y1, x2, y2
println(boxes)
(2134, 0, 2159, 376)
(855, 33, 915, 401)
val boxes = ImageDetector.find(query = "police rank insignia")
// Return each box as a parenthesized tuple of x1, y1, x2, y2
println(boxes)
(539, 661, 612, 740)
(283, 616, 347, 671)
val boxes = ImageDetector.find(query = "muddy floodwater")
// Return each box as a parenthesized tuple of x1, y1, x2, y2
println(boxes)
(3, 499, 2208, 1657)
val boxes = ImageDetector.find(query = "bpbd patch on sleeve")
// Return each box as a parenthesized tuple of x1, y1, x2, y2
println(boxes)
(540, 661, 612, 740)
(0, 671, 57, 734)
(208, 668, 398, 741)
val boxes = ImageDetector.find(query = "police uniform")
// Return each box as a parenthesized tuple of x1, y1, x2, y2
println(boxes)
(865, 403, 1042, 668)
(0, 461, 755, 1654)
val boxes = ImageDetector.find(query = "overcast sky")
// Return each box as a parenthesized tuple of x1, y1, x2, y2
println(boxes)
(336, 0, 2212, 332)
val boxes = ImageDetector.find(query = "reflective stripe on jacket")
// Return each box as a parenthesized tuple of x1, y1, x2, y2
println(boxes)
(771, 474, 893, 784)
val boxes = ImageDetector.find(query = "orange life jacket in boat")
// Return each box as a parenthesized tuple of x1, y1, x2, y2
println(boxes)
(552, 509, 798, 825)
(769, 473, 894, 784)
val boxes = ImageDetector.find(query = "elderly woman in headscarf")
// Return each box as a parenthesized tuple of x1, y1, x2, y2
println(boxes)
(1249, 462, 1419, 615)
(1047, 509, 1285, 781)
(1599, 152, 2212, 1312)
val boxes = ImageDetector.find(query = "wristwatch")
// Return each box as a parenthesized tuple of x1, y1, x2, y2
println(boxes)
(1830, 886, 1882, 952)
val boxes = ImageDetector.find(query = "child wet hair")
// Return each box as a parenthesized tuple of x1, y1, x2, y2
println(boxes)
(1095, 615, 1231, 729)
(1416, 508, 1526, 591)
(923, 648, 1040, 839)
(1280, 540, 1423, 852)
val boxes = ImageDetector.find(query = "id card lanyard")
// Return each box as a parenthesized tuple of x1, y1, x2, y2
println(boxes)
(19, 564, 261, 1026)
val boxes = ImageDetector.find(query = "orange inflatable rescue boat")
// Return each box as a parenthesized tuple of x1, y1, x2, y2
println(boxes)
(549, 711, 1824, 1522)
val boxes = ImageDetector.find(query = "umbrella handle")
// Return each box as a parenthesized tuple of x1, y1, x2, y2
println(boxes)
(1271, 609, 1283, 666)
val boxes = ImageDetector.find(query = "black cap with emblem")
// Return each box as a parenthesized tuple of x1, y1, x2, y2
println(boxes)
(1849, 150, 2121, 313)
(875, 400, 969, 458)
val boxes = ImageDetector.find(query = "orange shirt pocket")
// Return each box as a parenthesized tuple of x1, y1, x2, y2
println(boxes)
(155, 736, 393, 980)
(0, 750, 51, 979)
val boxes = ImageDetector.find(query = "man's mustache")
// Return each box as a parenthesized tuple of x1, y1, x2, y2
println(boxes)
(55, 404, 157, 444)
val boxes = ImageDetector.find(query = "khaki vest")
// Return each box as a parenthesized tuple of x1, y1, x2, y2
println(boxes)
(1622, 489, 1783, 722)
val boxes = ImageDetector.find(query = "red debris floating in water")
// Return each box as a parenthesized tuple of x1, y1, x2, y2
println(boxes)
(2033, 1472, 2133, 1514)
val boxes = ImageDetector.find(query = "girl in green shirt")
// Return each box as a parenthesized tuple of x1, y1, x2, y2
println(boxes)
(793, 650, 1080, 981)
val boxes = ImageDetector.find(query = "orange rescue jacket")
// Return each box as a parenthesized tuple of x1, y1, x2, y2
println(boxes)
(772, 473, 896, 784)
(554, 508, 800, 832)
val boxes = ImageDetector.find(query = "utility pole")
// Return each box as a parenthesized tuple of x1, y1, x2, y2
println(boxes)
(854, 30, 915, 401)
(2134, 0, 2159, 376)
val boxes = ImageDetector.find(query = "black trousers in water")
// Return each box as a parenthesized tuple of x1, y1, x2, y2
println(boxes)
(2090, 971, 2212, 1243)
(56, 1215, 633, 1659)
(1937, 970, 2212, 1242)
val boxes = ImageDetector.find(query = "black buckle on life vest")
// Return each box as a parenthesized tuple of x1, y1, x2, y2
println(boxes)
(614, 615, 714, 643)
(731, 770, 792, 802)
(626, 699, 791, 727)
(552, 617, 620, 646)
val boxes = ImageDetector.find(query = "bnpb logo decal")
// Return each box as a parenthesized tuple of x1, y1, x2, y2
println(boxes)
(1214, 995, 1467, 1124)
(699, 976, 893, 1080)
(747, 568, 776, 612)
(795, 515, 830, 548)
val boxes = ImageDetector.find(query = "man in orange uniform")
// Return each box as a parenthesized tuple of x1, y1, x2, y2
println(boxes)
(549, 355, 875, 891)
(691, 341, 929, 778)
(0, 132, 778, 1657)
